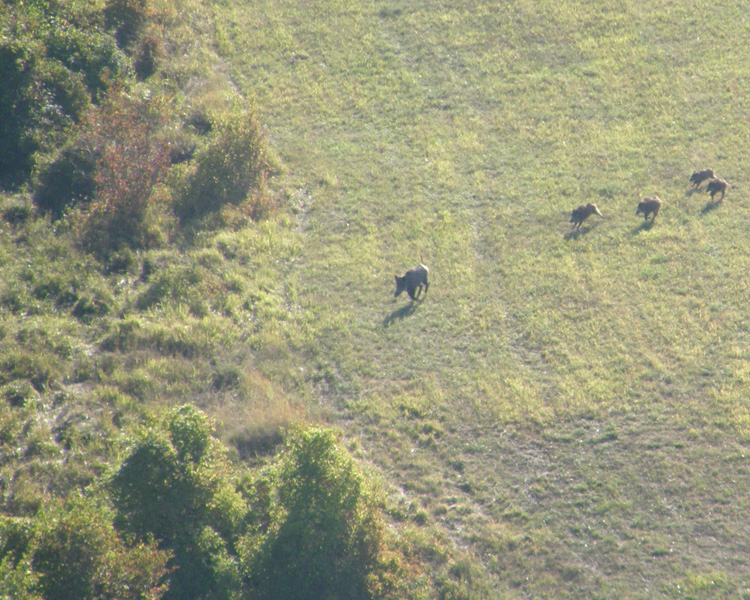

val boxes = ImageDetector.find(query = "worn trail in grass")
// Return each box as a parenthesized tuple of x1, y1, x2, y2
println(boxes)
(216, 1, 750, 596)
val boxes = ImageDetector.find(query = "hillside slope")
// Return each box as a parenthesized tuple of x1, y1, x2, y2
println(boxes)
(212, 1, 750, 597)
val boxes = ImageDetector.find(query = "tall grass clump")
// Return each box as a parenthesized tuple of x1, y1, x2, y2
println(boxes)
(174, 107, 272, 225)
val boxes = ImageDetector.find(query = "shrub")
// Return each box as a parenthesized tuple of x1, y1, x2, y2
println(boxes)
(174, 108, 270, 224)
(34, 58, 91, 122)
(31, 497, 170, 600)
(110, 405, 246, 600)
(104, 0, 151, 49)
(0, 38, 39, 190)
(0, 517, 42, 600)
(44, 26, 125, 99)
(243, 427, 413, 600)
(33, 143, 98, 220)
(134, 31, 162, 80)
(73, 88, 171, 257)
(0, 4, 126, 191)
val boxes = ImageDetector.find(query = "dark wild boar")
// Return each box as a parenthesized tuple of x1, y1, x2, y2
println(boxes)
(636, 196, 662, 221)
(689, 169, 715, 188)
(394, 263, 429, 301)
(570, 203, 603, 230)
(706, 178, 728, 202)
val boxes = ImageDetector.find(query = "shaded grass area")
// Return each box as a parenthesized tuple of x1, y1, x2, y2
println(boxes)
(211, 0, 750, 596)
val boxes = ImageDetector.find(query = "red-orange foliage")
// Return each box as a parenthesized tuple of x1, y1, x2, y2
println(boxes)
(75, 87, 170, 256)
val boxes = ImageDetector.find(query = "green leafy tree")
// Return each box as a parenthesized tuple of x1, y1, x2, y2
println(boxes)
(243, 427, 413, 600)
(110, 405, 246, 600)
(0, 517, 42, 600)
(1, 498, 171, 600)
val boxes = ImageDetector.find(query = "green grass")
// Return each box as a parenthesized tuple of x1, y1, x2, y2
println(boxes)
(206, 0, 750, 596)
(216, 0, 750, 428)
(4, 0, 750, 597)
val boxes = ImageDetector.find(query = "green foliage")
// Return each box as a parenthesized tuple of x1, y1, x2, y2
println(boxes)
(33, 143, 97, 220)
(135, 259, 205, 312)
(0, 554, 42, 600)
(0, 380, 40, 408)
(43, 22, 124, 99)
(174, 108, 270, 223)
(0, 517, 37, 589)
(133, 31, 161, 80)
(30, 497, 169, 600)
(0, 501, 169, 600)
(0, 351, 59, 393)
(110, 405, 246, 600)
(0, 2, 126, 190)
(435, 558, 493, 600)
(0, 34, 44, 190)
(0, 517, 41, 600)
(244, 427, 416, 600)
(104, 0, 151, 49)
(167, 403, 212, 462)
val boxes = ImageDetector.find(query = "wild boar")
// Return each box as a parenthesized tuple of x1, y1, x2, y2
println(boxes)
(690, 169, 715, 188)
(706, 178, 728, 202)
(636, 196, 662, 221)
(394, 263, 429, 301)
(570, 203, 603, 230)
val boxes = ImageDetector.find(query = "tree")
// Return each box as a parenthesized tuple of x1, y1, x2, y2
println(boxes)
(110, 405, 246, 600)
(28, 498, 169, 600)
(243, 427, 411, 600)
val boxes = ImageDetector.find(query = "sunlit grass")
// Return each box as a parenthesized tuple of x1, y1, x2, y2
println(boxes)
(3, 0, 750, 596)
(208, 0, 750, 596)
(216, 0, 750, 428)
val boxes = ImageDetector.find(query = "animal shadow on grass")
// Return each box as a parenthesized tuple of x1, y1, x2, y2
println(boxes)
(383, 301, 418, 328)
(700, 200, 722, 215)
(632, 220, 656, 234)
(687, 187, 722, 214)
(564, 225, 596, 241)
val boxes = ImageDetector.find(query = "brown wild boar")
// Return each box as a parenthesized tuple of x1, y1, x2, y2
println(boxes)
(689, 168, 715, 188)
(395, 263, 429, 301)
(636, 196, 662, 221)
(706, 178, 728, 202)
(569, 203, 603, 230)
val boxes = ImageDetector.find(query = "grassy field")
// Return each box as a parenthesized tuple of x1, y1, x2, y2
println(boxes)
(3, 0, 750, 597)
(207, 0, 750, 597)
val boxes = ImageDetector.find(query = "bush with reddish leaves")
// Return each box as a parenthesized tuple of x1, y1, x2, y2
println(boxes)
(73, 89, 171, 257)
